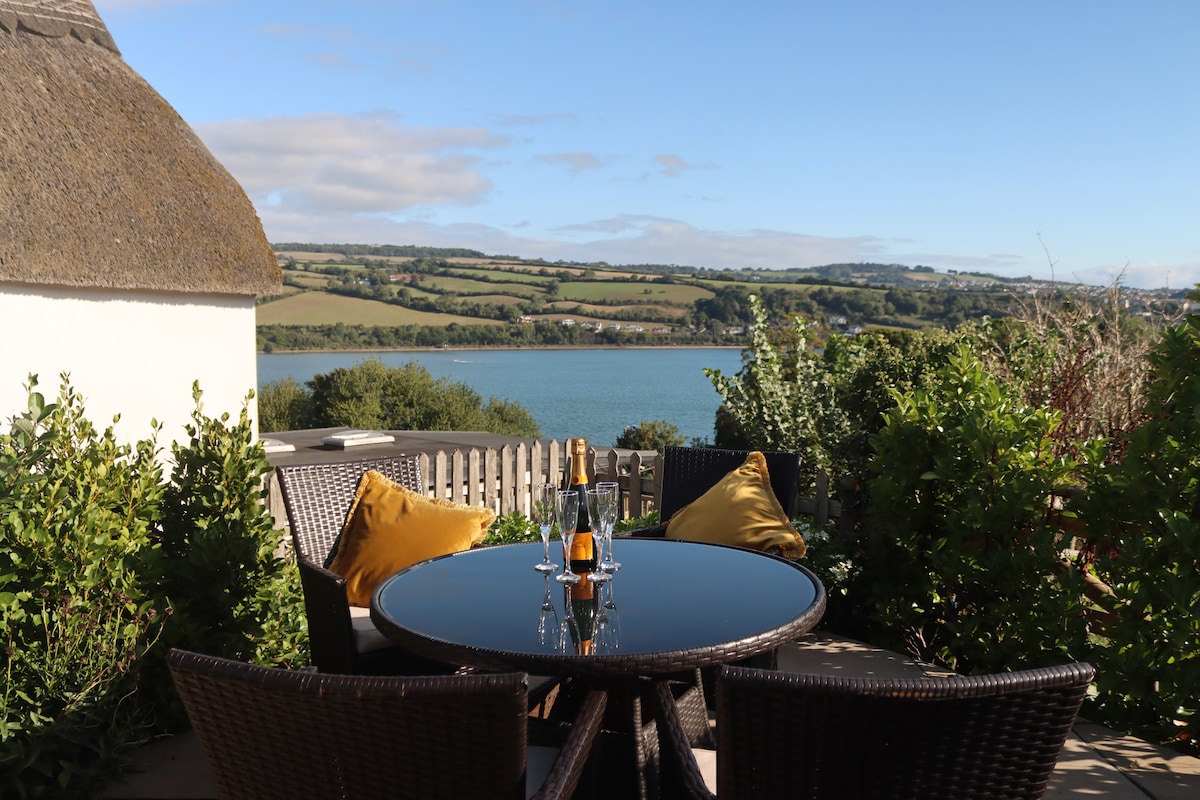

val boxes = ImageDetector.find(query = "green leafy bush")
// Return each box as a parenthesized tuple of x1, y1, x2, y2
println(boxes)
(706, 294, 963, 494)
(140, 384, 308, 726)
(482, 511, 541, 546)
(1, 376, 308, 796)
(1077, 310, 1200, 754)
(615, 419, 684, 451)
(259, 357, 541, 436)
(852, 345, 1091, 673)
(1, 378, 167, 796)
(705, 295, 849, 489)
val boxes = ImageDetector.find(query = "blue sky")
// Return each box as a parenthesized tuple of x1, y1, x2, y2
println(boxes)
(93, 1, 1199, 289)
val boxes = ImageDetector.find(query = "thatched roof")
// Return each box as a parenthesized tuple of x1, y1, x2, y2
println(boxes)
(0, 1, 280, 296)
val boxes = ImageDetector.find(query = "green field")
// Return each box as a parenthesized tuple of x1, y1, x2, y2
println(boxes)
(467, 294, 529, 306)
(557, 281, 713, 304)
(257, 292, 503, 327)
(286, 271, 334, 288)
(446, 267, 551, 285)
(420, 276, 544, 296)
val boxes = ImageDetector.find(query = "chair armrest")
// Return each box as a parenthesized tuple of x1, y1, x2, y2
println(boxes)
(529, 685, 607, 800)
(651, 679, 716, 800)
(295, 558, 358, 674)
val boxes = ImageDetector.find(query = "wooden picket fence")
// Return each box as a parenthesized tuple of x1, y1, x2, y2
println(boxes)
(412, 440, 848, 529)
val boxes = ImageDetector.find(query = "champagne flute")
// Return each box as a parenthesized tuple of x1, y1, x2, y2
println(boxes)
(596, 481, 621, 572)
(554, 490, 581, 584)
(593, 596, 618, 654)
(531, 482, 558, 573)
(585, 489, 612, 583)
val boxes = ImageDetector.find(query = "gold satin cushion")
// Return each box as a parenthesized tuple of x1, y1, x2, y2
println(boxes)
(329, 470, 496, 606)
(664, 452, 806, 558)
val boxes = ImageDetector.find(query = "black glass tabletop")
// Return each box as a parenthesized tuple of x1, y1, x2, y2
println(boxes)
(372, 538, 826, 678)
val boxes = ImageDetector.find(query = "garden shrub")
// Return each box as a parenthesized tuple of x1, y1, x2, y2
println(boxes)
(706, 295, 964, 492)
(853, 345, 1092, 673)
(705, 295, 850, 490)
(262, 357, 541, 437)
(972, 287, 1158, 463)
(615, 419, 684, 452)
(482, 511, 541, 546)
(1, 376, 308, 796)
(1, 378, 167, 797)
(140, 384, 308, 727)
(1077, 307, 1200, 755)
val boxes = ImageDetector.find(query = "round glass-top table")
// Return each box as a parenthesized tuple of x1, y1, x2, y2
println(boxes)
(371, 538, 826, 679)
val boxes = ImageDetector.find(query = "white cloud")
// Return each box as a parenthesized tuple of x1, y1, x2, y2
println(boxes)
(196, 112, 507, 213)
(653, 153, 716, 178)
(254, 207, 1200, 289)
(535, 152, 605, 175)
(261, 211, 893, 271)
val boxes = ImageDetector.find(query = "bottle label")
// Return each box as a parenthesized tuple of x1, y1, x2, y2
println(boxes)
(570, 531, 593, 564)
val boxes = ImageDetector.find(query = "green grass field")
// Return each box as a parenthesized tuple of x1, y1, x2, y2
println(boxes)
(446, 267, 551, 285)
(557, 281, 713, 304)
(257, 292, 503, 327)
(420, 276, 544, 296)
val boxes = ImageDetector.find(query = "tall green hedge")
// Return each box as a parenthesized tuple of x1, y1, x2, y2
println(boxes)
(0, 376, 306, 798)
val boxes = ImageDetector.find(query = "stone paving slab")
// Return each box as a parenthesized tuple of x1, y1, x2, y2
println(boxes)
(1073, 718, 1200, 800)
(102, 729, 216, 799)
(776, 633, 1199, 799)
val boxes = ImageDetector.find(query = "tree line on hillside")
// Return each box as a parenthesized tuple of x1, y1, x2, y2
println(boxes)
(274, 243, 491, 259)
(258, 320, 742, 352)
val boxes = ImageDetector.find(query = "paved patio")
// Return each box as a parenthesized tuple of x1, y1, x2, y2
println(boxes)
(106, 634, 1199, 799)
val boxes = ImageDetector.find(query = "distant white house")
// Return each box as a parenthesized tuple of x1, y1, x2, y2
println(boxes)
(0, 1, 280, 446)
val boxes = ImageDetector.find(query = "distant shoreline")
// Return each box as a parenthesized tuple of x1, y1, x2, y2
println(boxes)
(259, 344, 744, 355)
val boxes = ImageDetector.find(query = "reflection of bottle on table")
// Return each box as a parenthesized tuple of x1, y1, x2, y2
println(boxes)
(564, 578, 596, 655)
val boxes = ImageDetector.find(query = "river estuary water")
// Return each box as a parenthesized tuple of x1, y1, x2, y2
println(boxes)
(257, 348, 745, 448)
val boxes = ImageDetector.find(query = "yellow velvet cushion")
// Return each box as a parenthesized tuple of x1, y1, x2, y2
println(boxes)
(328, 470, 496, 606)
(664, 452, 807, 558)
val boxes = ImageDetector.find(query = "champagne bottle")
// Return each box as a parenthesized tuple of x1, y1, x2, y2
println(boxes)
(567, 437, 596, 573)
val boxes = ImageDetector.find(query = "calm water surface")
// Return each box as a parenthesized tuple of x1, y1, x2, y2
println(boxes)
(257, 348, 744, 447)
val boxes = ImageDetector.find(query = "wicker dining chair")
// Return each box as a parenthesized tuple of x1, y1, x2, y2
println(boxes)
(276, 455, 440, 675)
(625, 446, 803, 538)
(167, 648, 606, 800)
(653, 661, 1096, 800)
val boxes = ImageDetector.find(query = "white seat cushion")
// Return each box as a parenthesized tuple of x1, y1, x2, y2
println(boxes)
(526, 745, 559, 799)
(693, 747, 717, 794)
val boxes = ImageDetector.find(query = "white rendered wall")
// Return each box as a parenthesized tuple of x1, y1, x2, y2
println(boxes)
(0, 285, 259, 448)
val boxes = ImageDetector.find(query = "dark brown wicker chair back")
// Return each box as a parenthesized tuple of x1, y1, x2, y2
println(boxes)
(275, 456, 424, 674)
(658, 446, 803, 522)
(168, 648, 530, 800)
(276, 455, 423, 565)
(711, 662, 1095, 800)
